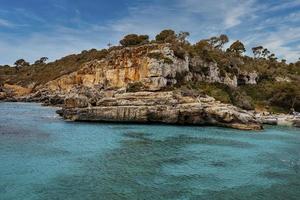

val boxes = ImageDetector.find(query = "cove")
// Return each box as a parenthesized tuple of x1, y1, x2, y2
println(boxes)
(0, 103, 300, 200)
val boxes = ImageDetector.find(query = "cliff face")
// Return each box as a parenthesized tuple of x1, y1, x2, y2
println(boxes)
(1, 43, 265, 130)
(189, 57, 258, 87)
(2, 43, 260, 101)
(43, 44, 189, 93)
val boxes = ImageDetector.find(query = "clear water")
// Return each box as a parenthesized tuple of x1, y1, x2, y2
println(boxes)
(0, 103, 300, 200)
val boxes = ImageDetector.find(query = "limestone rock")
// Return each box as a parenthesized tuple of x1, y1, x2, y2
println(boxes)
(64, 95, 89, 108)
(0, 92, 6, 100)
(238, 71, 258, 85)
(61, 91, 262, 130)
(43, 44, 189, 94)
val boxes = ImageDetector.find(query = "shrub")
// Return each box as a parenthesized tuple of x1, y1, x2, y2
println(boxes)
(127, 82, 144, 92)
(120, 34, 149, 47)
(230, 89, 254, 110)
(147, 52, 174, 64)
(171, 45, 186, 59)
(155, 29, 176, 43)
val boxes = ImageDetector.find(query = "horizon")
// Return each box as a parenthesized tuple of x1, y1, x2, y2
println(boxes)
(0, 0, 300, 65)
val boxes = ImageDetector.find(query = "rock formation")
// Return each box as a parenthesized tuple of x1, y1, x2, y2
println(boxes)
(1, 43, 265, 130)
(58, 91, 262, 130)
(42, 44, 189, 94)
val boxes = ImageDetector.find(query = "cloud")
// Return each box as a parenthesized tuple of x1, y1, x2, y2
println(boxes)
(265, 0, 300, 12)
(0, 25, 116, 65)
(0, 18, 14, 28)
(0, 0, 299, 64)
(261, 27, 300, 62)
(178, 0, 257, 29)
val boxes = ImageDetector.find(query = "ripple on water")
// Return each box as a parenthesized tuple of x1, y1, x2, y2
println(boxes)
(0, 103, 300, 200)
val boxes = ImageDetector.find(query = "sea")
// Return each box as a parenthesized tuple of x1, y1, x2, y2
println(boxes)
(0, 102, 299, 200)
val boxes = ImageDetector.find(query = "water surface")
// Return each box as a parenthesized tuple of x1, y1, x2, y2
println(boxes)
(0, 103, 300, 200)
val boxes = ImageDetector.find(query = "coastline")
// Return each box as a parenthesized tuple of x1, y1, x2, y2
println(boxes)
(2, 96, 299, 130)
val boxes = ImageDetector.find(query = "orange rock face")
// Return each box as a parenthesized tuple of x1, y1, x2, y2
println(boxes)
(44, 44, 189, 93)
(3, 84, 32, 97)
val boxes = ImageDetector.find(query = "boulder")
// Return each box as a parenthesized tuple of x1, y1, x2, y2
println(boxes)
(64, 95, 89, 108)
(0, 92, 6, 100)
(294, 119, 300, 128)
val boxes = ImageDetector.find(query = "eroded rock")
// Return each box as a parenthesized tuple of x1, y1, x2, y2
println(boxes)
(60, 91, 262, 130)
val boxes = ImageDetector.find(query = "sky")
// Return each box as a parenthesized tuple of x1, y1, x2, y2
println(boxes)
(0, 0, 299, 65)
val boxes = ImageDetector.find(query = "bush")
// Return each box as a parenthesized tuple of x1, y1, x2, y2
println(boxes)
(127, 82, 144, 92)
(230, 89, 254, 110)
(147, 52, 174, 64)
(120, 34, 149, 47)
(269, 82, 300, 111)
(171, 45, 186, 60)
(183, 82, 232, 103)
(155, 29, 176, 43)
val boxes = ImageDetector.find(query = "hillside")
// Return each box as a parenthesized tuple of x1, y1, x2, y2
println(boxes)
(1, 30, 300, 114)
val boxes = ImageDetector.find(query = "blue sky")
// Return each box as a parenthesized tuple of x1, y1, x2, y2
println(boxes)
(0, 0, 299, 65)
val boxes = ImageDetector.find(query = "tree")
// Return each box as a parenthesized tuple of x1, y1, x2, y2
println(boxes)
(194, 40, 213, 52)
(218, 34, 229, 49)
(119, 34, 149, 47)
(177, 31, 190, 44)
(227, 40, 246, 55)
(14, 59, 30, 71)
(34, 57, 48, 65)
(207, 36, 219, 47)
(262, 48, 270, 58)
(268, 53, 277, 62)
(206, 34, 229, 49)
(155, 29, 176, 43)
(252, 46, 264, 58)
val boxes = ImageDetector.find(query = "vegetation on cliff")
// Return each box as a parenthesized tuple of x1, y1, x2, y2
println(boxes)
(0, 29, 299, 112)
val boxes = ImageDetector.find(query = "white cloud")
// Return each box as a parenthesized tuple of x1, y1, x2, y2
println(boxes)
(0, 25, 117, 65)
(178, 0, 257, 29)
(0, 18, 14, 28)
(265, 0, 300, 12)
(0, 0, 299, 64)
(241, 26, 300, 62)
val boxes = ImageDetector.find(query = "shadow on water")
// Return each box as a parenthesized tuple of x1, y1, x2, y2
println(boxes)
(32, 130, 300, 200)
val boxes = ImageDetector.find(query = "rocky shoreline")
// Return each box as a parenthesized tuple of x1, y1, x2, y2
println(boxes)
(2, 92, 300, 130)
(1, 44, 299, 130)
(56, 91, 263, 130)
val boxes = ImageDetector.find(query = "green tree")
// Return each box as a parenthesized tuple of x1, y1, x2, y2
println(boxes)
(194, 40, 213, 53)
(120, 34, 149, 47)
(218, 34, 229, 49)
(262, 48, 270, 58)
(206, 34, 229, 49)
(155, 29, 176, 43)
(268, 53, 277, 62)
(177, 31, 190, 44)
(34, 57, 48, 65)
(227, 40, 246, 55)
(252, 46, 264, 58)
(14, 59, 30, 71)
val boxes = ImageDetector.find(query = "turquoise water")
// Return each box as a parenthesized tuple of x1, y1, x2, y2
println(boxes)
(0, 103, 300, 200)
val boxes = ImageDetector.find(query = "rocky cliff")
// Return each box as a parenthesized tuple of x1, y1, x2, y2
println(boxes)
(1, 43, 266, 130)
(42, 44, 189, 94)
